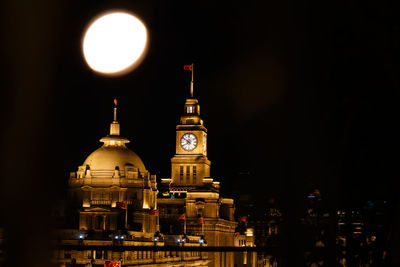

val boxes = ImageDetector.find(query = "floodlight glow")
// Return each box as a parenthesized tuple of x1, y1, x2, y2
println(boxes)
(82, 11, 148, 76)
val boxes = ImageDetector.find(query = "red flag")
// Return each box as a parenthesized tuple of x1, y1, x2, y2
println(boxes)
(234, 232, 239, 237)
(183, 64, 192, 71)
(104, 261, 120, 267)
(149, 209, 159, 216)
(238, 216, 247, 222)
(116, 201, 127, 209)
(197, 216, 204, 224)
(177, 213, 186, 220)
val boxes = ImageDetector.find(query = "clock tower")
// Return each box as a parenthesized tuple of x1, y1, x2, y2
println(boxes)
(170, 65, 211, 187)
(171, 96, 211, 186)
(158, 66, 237, 267)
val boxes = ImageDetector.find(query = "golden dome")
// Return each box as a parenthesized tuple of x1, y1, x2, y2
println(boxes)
(83, 139, 146, 175)
(80, 104, 147, 177)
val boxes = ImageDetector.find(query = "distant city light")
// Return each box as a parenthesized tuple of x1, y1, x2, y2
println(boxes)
(82, 11, 148, 76)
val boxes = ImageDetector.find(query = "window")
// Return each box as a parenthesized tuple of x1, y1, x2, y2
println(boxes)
(95, 250, 102, 259)
(86, 215, 92, 229)
(180, 166, 183, 183)
(197, 208, 203, 217)
(64, 250, 71, 259)
(132, 222, 142, 231)
(186, 166, 190, 183)
(187, 106, 194, 113)
(94, 215, 103, 230)
(193, 166, 197, 184)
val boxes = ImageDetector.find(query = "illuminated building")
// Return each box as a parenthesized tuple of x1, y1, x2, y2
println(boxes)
(233, 228, 257, 267)
(158, 83, 237, 267)
(55, 102, 209, 266)
(336, 200, 391, 266)
(235, 195, 282, 266)
(53, 74, 240, 266)
(300, 189, 330, 267)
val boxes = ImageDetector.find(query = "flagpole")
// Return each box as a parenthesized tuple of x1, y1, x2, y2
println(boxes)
(184, 216, 186, 235)
(114, 99, 117, 122)
(190, 63, 194, 98)
(125, 201, 128, 229)
(156, 213, 160, 232)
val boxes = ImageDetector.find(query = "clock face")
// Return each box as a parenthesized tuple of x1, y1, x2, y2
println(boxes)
(180, 133, 198, 151)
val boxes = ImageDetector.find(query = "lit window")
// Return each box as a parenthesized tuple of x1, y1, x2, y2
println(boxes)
(193, 166, 197, 184)
(186, 166, 190, 183)
(180, 166, 183, 183)
(187, 106, 194, 113)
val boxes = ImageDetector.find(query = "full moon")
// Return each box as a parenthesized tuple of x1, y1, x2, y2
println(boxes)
(82, 11, 148, 76)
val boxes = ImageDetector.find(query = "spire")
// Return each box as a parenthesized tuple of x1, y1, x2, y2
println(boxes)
(110, 98, 120, 136)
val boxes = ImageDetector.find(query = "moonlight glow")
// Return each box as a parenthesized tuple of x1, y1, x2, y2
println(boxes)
(82, 11, 148, 76)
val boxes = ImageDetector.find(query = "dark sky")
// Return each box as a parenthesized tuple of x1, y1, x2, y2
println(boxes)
(58, 1, 400, 206)
(3, 0, 400, 205)
(1, 1, 400, 266)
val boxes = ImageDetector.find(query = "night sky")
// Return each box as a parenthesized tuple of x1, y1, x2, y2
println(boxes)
(55, 1, 399, 206)
(1, 1, 400, 266)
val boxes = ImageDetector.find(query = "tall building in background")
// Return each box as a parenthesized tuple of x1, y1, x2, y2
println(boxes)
(336, 200, 391, 267)
(235, 194, 282, 266)
(300, 189, 331, 267)
(158, 82, 237, 267)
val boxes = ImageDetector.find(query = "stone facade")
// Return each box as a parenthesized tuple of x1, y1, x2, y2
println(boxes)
(158, 97, 237, 267)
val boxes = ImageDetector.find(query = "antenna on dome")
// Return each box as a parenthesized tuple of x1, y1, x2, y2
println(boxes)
(113, 98, 118, 122)
(110, 98, 120, 136)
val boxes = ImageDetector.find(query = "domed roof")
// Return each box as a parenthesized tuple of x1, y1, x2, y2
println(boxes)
(80, 103, 147, 176)
(83, 142, 146, 173)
